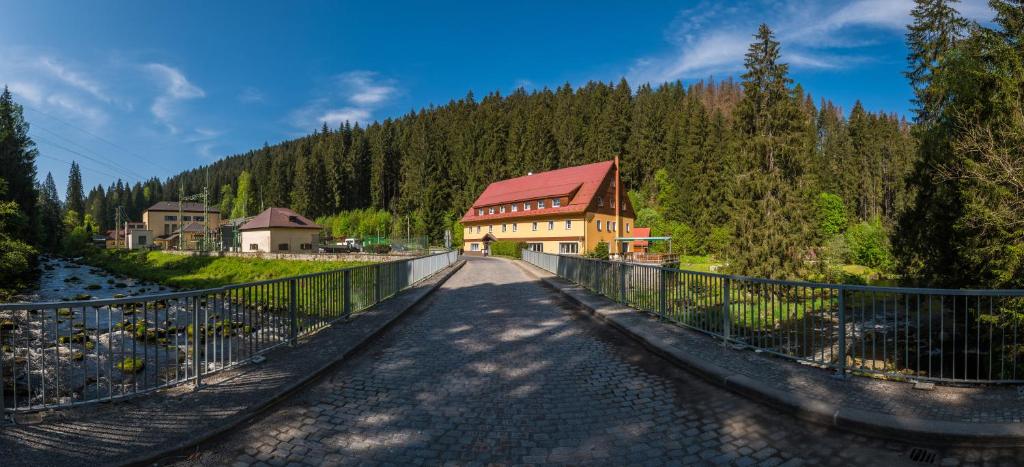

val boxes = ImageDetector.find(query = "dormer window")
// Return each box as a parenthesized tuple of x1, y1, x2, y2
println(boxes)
(552, 198, 561, 208)
(598, 197, 604, 207)
(511, 204, 518, 212)
(524, 202, 531, 211)
(477, 208, 484, 216)
(538, 200, 545, 209)
(488, 207, 495, 215)
(500, 205, 506, 213)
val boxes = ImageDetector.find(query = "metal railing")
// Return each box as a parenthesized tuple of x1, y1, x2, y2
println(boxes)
(0, 250, 458, 412)
(523, 250, 1024, 384)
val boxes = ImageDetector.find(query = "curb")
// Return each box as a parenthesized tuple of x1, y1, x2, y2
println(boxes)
(126, 259, 466, 467)
(512, 259, 1024, 448)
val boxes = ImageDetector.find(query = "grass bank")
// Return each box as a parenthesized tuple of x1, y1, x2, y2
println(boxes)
(84, 250, 372, 290)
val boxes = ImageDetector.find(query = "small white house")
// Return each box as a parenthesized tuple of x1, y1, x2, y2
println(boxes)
(239, 207, 321, 253)
(126, 229, 153, 250)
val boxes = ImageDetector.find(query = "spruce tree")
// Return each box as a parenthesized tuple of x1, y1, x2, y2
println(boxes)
(0, 85, 39, 241)
(728, 24, 813, 279)
(905, 0, 968, 124)
(37, 172, 63, 251)
(65, 161, 85, 224)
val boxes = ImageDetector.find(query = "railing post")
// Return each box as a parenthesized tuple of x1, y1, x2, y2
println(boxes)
(288, 278, 298, 345)
(835, 287, 847, 379)
(343, 269, 352, 318)
(618, 262, 627, 304)
(722, 277, 731, 345)
(374, 265, 381, 304)
(658, 267, 667, 320)
(192, 298, 202, 388)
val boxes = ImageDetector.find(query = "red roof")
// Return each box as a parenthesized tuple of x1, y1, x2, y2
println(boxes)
(239, 207, 321, 231)
(462, 160, 616, 222)
(633, 227, 651, 247)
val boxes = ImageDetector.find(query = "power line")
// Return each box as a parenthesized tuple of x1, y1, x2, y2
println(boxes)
(36, 154, 125, 181)
(33, 137, 144, 183)
(31, 125, 150, 181)
(23, 104, 179, 174)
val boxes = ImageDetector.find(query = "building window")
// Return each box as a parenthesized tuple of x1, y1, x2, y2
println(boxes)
(249, 243, 259, 251)
(532, 222, 538, 231)
(626, 223, 631, 233)
(466, 227, 470, 235)
(610, 221, 616, 232)
(477, 208, 484, 216)
(511, 204, 518, 212)
(512, 223, 517, 232)
(502, 224, 507, 232)
(182, 215, 192, 221)
(500, 205, 506, 213)
(300, 243, 312, 250)
(476, 226, 481, 233)
(138, 236, 147, 245)
(547, 221, 554, 230)
(559, 242, 579, 254)
(489, 225, 493, 233)
(528, 243, 543, 252)
(598, 197, 604, 207)
(524, 202, 531, 211)
(470, 243, 480, 251)
(488, 207, 495, 214)
(164, 215, 177, 221)
(538, 200, 545, 209)
(195, 215, 204, 222)
(597, 220, 602, 232)
(565, 220, 572, 230)
(278, 243, 290, 251)
(552, 198, 561, 207)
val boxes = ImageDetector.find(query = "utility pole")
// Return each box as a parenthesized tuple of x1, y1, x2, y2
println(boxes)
(115, 207, 121, 249)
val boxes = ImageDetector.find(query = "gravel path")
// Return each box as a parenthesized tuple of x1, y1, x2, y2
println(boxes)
(175, 257, 1024, 466)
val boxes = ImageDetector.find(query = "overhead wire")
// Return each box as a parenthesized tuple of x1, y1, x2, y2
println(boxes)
(31, 125, 150, 181)
(33, 135, 144, 183)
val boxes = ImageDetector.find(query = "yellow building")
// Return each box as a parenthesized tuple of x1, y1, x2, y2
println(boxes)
(461, 159, 636, 256)
(142, 201, 221, 250)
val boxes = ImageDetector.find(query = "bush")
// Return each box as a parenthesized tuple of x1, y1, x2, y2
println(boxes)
(815, 192, 848, 239)
(585, 242, 610, 260)
(845, 218, 892, 270)
(490, 240, 526, 258)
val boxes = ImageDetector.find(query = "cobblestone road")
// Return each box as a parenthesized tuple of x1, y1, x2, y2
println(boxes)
(176, 258, 1021, 466)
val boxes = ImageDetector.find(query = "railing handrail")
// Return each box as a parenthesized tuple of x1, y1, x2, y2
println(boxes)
(535, 251, 1024, 296)
(0, 250, 455, 310)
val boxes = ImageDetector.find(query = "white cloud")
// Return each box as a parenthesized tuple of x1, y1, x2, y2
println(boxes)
(144, 63, 205, 133)
(7, 81, 44, 105)
(290, 71, 398, 129)
(628, 0, 996, 85)
(36, 57, 111, 103)
(45, 93, 109, 127)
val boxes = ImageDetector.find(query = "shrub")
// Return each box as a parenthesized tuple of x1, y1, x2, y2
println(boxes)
(585, 242, 610, 260)
(845, 218, 892, 270)
(815, 192, 848, 239)
(490, 240, 526, 258)
(116, 357, 145, 374)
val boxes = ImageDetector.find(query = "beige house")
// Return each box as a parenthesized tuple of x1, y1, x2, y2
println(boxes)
(143, 201, 220, 249)
(461, 159, 635, 256)
(239, 207, 321, 253)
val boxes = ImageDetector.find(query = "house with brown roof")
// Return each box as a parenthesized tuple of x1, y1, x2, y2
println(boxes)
(239, 207, 322, 253)
(142, 201, 220, 249)
(461, 158, 635, 256)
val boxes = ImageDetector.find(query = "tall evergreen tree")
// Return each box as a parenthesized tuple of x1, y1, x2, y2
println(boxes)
(0, 86, 38, 241)
(65, 161, 85, 224)
(905, 0, 968, 124)
(37, 172, 63, 251)
(728, 24, 813, 279)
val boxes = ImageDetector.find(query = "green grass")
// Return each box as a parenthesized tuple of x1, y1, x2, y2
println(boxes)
(675, 255, 722, 273)
(84, 250, 372, 289)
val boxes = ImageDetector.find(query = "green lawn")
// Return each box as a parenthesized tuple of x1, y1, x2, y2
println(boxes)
(84, 250, 372, 289)
(675, 255, 722, 273)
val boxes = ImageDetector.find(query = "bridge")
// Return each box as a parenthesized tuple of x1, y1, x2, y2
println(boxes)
(1, 255, 1022, 465)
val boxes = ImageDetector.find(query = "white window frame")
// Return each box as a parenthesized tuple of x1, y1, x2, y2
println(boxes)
(500, 205, 506, 213)
(489, 225, 493, 233)
(476, 226, 481, 233)
(249, 243, 258, 251)
(477, 208, 484, 216)
(559, 242, 579, 254)
(512, 223, 517, 232)
(538, 200, 545, 209)
(511, 204, 518, 212)
(488, 207, 495, 214)
(547, 221, 554, 231)
(626, 223, 631, 233)
(565, 220, 571, 230)
(532, 222, 538, 231)
(552, 198, 561, 208)
(524, 202, 531, 211)
(597, 220, 602, 232)
(470, 243, 480, 251)
(502, 224, 507, 232)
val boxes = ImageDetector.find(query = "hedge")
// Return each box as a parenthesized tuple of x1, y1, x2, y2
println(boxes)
(490, 240, 526, 259)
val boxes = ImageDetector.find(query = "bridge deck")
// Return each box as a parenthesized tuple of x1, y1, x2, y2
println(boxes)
(183, 257, 950, 466)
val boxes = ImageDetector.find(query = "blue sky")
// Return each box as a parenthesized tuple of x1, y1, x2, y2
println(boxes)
(0, 0, 995, 196)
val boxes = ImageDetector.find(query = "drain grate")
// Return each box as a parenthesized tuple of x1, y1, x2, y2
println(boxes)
(907, 447, 938, 464)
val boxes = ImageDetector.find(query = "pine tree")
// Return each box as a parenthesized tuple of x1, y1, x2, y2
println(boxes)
(65, 161, 85, 224)
(0, 86, 39, 241)
(728, 24, 813, 279)
(905, 0, 968, 124)
(231, 170, 256, 218)
(36, 172, 63, 251)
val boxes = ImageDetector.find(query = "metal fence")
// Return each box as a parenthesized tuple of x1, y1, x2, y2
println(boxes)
(523, 250, 1024, 385)
(0, 250, 458, 413)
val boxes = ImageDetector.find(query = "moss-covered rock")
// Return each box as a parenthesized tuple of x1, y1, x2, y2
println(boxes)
(84, 284, 102, 290)
(115, 357, 144, 374)
(112, 293, 127, 299)
(0, 319, 16, 331)
(72, 293, 92, 301)
(71, 351, 85, 361)
(57, 333, 89, 344)
(57, 308, 73, 317)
